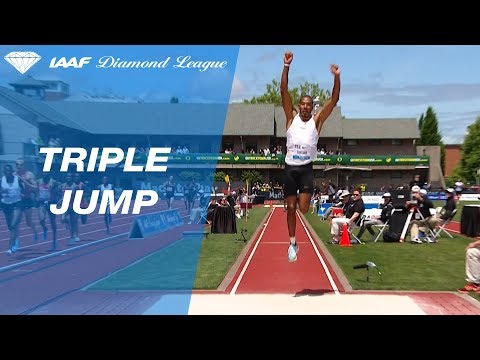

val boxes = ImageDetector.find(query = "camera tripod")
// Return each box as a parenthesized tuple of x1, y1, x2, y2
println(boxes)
(236, 228, 248, 243)
(399, 204, 436, 242)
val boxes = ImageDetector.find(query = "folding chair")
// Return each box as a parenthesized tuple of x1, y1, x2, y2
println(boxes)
(348, 212, 365, 244)
(354, 209, 382, 243)
(432, 209, 457, 240)
(196, 207, 209, 224)
(372, 215, 391, 242)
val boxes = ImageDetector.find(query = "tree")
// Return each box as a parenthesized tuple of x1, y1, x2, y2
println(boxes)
(243, 79, 331, 106)
(418, 113, 424, 133)
(458, 116, 480, 182)
(178, 171, 201, 182)
(419, 106, 446, 173)
(213, 171, 229, 182)
(170, 96, 179, 103)
(240, 170, 263, 185)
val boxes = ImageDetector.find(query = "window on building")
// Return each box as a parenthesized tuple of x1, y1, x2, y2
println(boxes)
(61, 83, 70, 94)
(361, 171, 373, 178)
(23, 88, 39, 97)
(368, 139, 381, 145)
(223, 142, 234, 152)
(346, 139, 359, 146)
(390, 171, 402, 179)
(392, 139, 403, 145)
(245, 142, 257, 153)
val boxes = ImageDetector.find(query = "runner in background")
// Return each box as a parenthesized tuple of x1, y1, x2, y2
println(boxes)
(1, 164, 24, 254)
(99, 175, 113, 235)
(37, 173, 61, 250)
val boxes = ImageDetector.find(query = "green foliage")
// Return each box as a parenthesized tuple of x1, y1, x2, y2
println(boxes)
(178, 171, 201, 182)
(420, 107, 442, 144)
(244, 79, 331, 106)
(459, 116, 480, 182)
(419, 106, 445, 172)
(240, 170, 263, 184)
(170, 96, 179, 103)
(213, 171, 227, 182)
(445, 164, 464, 187)
(418, 113, 424, 134)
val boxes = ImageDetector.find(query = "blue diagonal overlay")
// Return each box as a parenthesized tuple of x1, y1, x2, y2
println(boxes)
(0, 45, 239, 315)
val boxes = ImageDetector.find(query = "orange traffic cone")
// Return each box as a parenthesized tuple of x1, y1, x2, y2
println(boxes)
(339, 223, 352, 247)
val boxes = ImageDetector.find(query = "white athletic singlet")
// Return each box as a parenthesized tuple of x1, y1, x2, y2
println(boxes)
(100, 183, 113, 194)
(1, 176, 22, 204)
(285, 115, 319, 166)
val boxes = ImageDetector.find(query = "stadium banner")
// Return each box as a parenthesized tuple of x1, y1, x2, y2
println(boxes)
(128, 153, 430, 166)
(129, 209, 184, 239)
(0, 45, 239, 315)
(314, 155, 430, 166)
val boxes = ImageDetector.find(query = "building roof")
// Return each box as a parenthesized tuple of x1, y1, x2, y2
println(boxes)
(223, 103, 274, 135)
(48, 102, 233, 136)
(342, 118, 420, 139)
(0, 86, 88, 132)
(8, 75, 48, 88)
(0, 84, 422, 139)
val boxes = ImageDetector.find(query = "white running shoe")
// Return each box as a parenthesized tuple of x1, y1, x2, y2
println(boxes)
(288, 243, 299, 262)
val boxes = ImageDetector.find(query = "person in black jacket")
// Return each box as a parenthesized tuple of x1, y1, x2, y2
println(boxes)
(435, 188, 457, 222)
(357, 192, 394, 240)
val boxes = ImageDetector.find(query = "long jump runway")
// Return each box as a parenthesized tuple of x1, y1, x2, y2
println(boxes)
(224, 207, 345, 295)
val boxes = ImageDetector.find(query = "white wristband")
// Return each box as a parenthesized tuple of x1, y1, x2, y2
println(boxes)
(284, 63, 290, 67)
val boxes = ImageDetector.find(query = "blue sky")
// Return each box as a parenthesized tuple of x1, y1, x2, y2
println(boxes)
(1, 45, 479, 144)
(233, 45, 480, 144)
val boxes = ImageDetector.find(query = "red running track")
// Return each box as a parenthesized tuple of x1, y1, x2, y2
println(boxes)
(225, 207, 345, 295)
(0, 202, 196, 314)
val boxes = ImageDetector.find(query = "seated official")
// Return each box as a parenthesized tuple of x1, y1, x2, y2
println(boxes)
(188, 195, 210, 225)
(357, 192, 394, 240)
(311, 188, 321, 214)
(324, 189, 349, 220)
(329, 189, 365, 244)
(435, 188, 457, 223)
(406, 188, 435, 243)
(187, 196, 217, 225)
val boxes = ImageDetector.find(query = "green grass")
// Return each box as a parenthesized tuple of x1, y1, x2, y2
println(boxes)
(87, 207, 270, 291)
(304, 211, 474, 292)
(87, 199, 479, 299)
(193, 207, 270, 289)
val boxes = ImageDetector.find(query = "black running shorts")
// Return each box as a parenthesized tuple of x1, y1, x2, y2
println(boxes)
(283, 162, 314, 197)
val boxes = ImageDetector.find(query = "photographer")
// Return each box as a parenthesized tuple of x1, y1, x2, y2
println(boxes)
(406, 186, 435, 244)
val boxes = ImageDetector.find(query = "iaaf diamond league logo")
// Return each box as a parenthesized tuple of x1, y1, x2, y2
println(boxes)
(4, 51, 41, 74)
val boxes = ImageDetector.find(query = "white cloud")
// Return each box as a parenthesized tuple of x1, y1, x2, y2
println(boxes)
(256, 51, 277, 63)
(229, 75, 248, 102)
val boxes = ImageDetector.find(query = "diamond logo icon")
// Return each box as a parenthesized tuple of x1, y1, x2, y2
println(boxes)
(4, 51, 41, 74)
